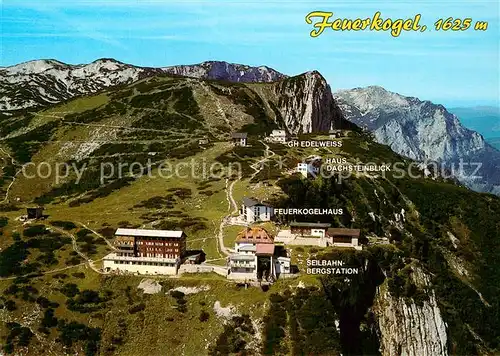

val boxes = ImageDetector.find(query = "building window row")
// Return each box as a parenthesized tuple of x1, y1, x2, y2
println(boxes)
(139, 253, 176, 258)
(137, 241, 180, 246)
(113, 260, 175, 267)
(144, 247, 178, 252)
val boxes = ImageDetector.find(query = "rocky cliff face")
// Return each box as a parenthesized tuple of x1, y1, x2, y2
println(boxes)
(335, 86, 500, 195)
(373, 267, 448, 356)
(272, 71, 349, 134)
(163, 60, 286, 83)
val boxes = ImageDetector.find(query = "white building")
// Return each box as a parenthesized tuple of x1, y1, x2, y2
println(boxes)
(267, 129, 288, 143)
(275, 256, 291, 275)
(297, 156, 322, 178)
(241, 197, 274, 223)
(290, 222, 331, 238)
(275, 222, 332, 247)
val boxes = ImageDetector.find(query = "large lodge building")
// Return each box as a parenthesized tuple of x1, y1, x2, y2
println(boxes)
(228, 227, 291, 281)
(103, 228, 187, 275)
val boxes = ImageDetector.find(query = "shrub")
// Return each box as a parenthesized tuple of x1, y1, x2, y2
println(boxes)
(98, 227, 115, 238)
(50, 221, 77, 230)
(128, 303, 146, 314)
(0, 242, 29, 277)
(35, 296, 51, 308)
(53, 273, 68, 279)
(76, 229, 91, 239)
(117, 221, 131, 228)
(170, 290, 185, 299)
(0, 204, 20, 212)
(0, 216, 8, 228)
(11, 232, 21, 241)
(23, 225, 48, 237)
(208, 313, 254, 355)
(56, 320, 101, 355)
(5, 300, 17, 311)
(60, 283, 79, 298)
(269, 293, 285, 303)
(4, 322, 34, 351)
(199, 310, 210, 322)
(66, 256, 82, 266)
(41, 308, 58, 328)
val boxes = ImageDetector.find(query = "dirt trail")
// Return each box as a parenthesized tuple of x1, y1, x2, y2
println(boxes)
(215, 141, 276, 257)
(0, 262, 87, 281)
(77, 221, 116, 251)
(216, 179, 239, 256)
(0, 146, 25, 204)
(249, 141, 275, 181)
(49, 225, 109, 275)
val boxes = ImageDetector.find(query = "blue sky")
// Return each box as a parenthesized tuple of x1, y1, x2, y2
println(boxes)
(1, 0, 499, 107)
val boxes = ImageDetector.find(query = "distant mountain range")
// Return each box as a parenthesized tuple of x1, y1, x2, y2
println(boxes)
(1, 58, 498, 195)
(163, 61, 287, 83)
(334, 86, 500, 195)
(0, 59, 286, 113)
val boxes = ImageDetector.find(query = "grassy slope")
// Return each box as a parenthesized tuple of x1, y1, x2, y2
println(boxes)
(1, 129, 499, 354)
(0, 267, 306, 355)
(1, 74, 500, 355)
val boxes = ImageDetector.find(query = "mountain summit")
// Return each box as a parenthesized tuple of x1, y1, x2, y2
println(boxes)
(335, 86, 500, 195)
(0, 59, 286, 113)
(162, 60, 286, 83)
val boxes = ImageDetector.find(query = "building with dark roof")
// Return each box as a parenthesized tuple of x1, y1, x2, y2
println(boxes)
(267, 129, 289, 143)
(327, 228, 362, 250)
(231, 132, 248, 146)
(27, 206, 44, 219)
(228, 227, 291, 281)
(103, 228, 187, 275)
(290, 222, 331, 238)
(241, 197, 274, 223)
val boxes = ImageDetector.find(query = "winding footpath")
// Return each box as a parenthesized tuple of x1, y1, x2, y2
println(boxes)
(216, 179, 238, 257)
(49, 225, 108, 275)
(215, 141, 277, 257)
(249, 141, 276, 181)
(0, 262, 88, 281)
(76, 221, 116, 251)
(0, 147, 25, 204)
